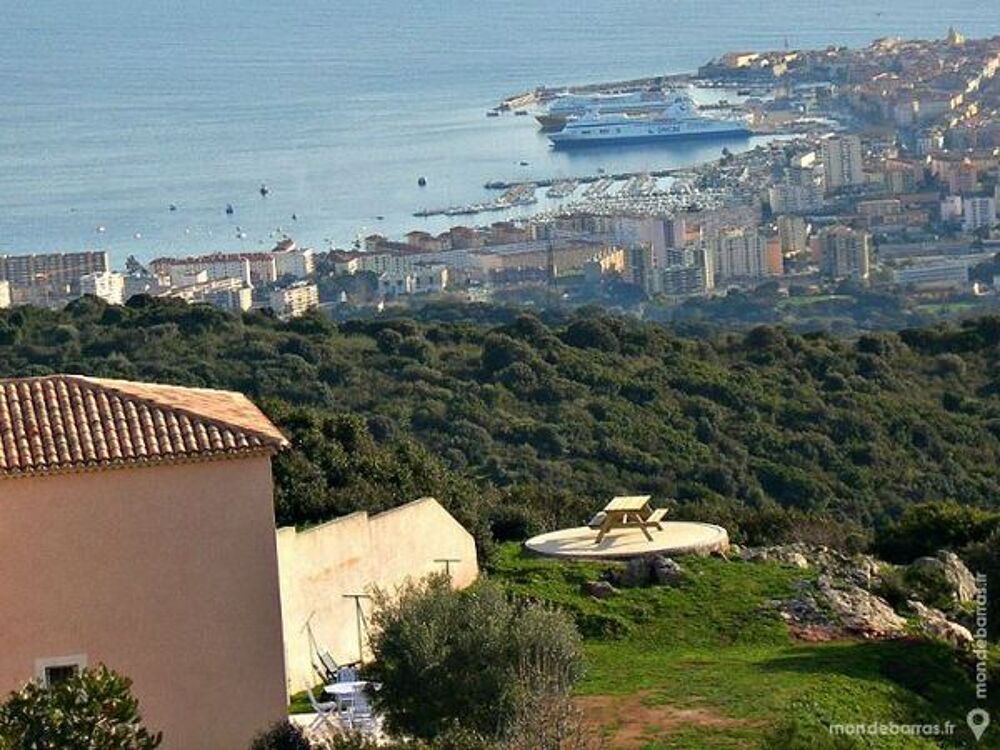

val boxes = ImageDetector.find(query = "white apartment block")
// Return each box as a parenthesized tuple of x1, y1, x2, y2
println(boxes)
(0, 280, 10, 309)
(162, 276, 253, 312)
(274, 246, 315, 279)
(777, 216, 809, 255)
(768, 183, 825, 214)
(378, 266, 449, 297)
(894, 262, 969, 290)
(818, 226, 870, 281)
(269, 283, 319, 319)
(963, 197, 997, 233)
(151, 253, 279, 286)
(710, 228, 769, 282)
(821, 135, 865, 192)
(79, 271, 126, 305)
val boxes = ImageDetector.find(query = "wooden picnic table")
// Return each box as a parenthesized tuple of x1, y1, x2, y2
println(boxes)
(589, 495, 668, 543)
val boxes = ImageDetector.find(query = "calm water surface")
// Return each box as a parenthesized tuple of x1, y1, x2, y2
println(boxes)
(1, 1, 995, 262)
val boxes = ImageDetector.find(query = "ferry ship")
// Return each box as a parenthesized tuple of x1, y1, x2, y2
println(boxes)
(535, 89, 676, 131)
(548, 94, 751, 148)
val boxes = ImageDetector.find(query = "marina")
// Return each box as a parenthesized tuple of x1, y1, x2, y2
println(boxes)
(413, 165, 703, 218)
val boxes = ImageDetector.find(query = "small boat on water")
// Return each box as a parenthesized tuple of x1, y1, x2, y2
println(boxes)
(418, 176, 427, 187)
(486, 110, 500, 118)
(259, 184, 270, 197)
(225, 204, 234, 215)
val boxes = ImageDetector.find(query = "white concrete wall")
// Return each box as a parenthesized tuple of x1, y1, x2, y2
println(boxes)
(276, 497, 478, 694)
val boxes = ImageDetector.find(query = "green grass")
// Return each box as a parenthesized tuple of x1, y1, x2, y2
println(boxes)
(489, 544, 990, 749)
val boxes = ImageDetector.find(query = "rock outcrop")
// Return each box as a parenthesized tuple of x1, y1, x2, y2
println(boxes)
(581, 580, 617, 599)
(605, 555, 685, 588)
(908, 600, 973, 648)
(745, 543, 977, 649)
(910, 551, 977, 603)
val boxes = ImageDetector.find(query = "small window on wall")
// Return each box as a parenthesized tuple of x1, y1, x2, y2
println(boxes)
(34, 655, 87, 688)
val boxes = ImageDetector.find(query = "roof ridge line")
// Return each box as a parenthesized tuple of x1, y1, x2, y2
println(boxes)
(69, 376, 288, 449)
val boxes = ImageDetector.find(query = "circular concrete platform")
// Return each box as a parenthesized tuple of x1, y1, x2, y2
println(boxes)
(524, 521, 729, 560)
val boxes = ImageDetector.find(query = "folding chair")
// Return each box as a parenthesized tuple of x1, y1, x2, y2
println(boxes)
(307, 688, 342, 736)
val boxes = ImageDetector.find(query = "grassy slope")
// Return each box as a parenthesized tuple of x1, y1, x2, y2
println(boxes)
(491, 544, 987, 750)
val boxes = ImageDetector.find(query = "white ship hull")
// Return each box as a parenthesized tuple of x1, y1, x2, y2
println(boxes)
(550, 117, 751, 148)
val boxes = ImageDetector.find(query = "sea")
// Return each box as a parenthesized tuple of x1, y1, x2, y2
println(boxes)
(1, 0, 995, 265)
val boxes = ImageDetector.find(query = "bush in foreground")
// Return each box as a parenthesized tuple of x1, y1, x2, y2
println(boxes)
(367, 574, 583, 741)
(0, 665, 161, 750)
(249, 720, 311, 750)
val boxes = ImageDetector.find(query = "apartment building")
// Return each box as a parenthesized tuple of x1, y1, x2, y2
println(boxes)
(821, 135, 865, 192)
(0, 251, 109, 291)
(963, 196, 997, 232)
(893, 261, 970, 289)
(150, 253, 276, 286)
(79, 271, 126, 305)
(269, 282, 319, 319)
(777, 216, 809, 255)
(817, 226, 871, 280)
(378, 265, 449, 298)
(710, 228, 772, 282)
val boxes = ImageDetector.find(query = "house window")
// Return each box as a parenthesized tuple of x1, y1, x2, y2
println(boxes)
(35, 654, 87, 688)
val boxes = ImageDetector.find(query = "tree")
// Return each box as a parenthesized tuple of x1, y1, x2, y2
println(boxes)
(0, 666, 161, 750)
(367, 575, 583, 741)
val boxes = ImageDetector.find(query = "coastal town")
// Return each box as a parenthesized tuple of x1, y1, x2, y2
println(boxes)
(3, 30, 1000, 326)
(4, 16, 1000, 750)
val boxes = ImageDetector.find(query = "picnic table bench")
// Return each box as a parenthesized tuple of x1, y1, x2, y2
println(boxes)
(587, 495, 667, 543)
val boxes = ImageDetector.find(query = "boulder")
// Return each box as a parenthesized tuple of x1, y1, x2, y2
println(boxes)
(581, 580, 617, 600)
(909, 600, 973, 648)
(910, 551, 977, 603)
(651, 556, 685, 586)
(739, 545, 809, 569)
(817, 578, 906, 638)
(938, 551, 977, 603)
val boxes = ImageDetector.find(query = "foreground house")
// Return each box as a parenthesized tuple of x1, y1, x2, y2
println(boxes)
(0, 375, 289, 750)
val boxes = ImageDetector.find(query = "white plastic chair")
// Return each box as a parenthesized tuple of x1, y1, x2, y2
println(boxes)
(307, 688, 342, 735)
(348, 684, 381, 735)
(336, 666, 358, 683)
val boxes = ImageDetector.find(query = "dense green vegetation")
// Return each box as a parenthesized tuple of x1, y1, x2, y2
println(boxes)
(2, 297, 999, 556)
(489, 544, 990, 750)
(649, 279, 1000, 334)
(367, 574, 582, 741)
(0, 666, 161, 750)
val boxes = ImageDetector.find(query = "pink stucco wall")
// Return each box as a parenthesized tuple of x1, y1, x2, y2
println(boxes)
(0, 456, 287, 750)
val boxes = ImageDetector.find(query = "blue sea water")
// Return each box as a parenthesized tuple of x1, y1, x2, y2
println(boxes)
(0, 1, 996, 264)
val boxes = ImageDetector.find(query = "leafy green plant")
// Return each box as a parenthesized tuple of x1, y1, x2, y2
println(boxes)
(0, 665, 161, 750)
(367, 574, 583, 741)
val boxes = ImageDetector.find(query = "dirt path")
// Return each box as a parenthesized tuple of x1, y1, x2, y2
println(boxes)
(576, 692, 751, 749)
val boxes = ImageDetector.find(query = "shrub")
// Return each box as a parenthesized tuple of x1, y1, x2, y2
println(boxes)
(248, 721, 311, 750)
(875, 502, 1000, 562)
(367, 574, 583, 741)
(0, 665, 161, 750)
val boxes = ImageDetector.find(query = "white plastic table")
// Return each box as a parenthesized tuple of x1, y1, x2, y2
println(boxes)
(323, 680, 369, 697)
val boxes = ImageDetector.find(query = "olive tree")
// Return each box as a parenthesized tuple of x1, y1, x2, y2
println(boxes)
(367, 574, 582, 741)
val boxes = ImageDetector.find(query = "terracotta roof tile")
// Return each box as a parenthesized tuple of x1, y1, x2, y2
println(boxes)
(0, 375, 288, 478)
